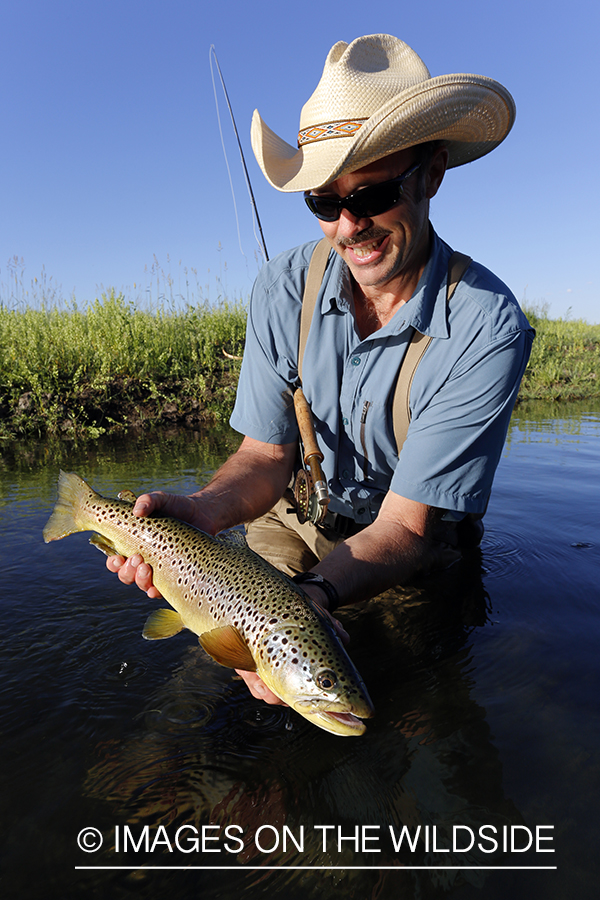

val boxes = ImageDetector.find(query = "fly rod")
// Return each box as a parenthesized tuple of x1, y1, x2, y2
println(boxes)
(210, 50, 330, 522)
(209, 45, 269, 262)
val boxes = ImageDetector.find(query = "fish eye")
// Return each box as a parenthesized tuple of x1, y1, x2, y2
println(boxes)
(316, 670, 337, 691)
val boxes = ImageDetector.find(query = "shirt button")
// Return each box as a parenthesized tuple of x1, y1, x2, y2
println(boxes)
(351, 356, 361, 366)
(341, 469, 350, 479)
(342, 417, 349, 426)
(357, 507, 366, 515)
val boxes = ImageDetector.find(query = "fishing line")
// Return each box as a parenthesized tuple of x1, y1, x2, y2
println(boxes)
(209, 45, 269, 263)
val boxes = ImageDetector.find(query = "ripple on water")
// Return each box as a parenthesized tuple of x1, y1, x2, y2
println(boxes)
(481, 525, 564, 579)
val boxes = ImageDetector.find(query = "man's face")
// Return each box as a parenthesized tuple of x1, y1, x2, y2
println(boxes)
(310, 147, 447, 295)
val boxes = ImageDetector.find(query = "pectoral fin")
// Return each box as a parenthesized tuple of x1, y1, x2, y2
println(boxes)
(89, 533, 119, 556)
(143, 608, 186, 640)
(199, 625, 256, 671)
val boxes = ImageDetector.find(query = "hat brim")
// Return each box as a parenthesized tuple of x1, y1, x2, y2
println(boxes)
(251, 74, 515, 192)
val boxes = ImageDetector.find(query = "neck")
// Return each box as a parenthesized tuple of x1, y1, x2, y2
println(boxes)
(352, 237, 430, 338)
(352, 284, 406, 338)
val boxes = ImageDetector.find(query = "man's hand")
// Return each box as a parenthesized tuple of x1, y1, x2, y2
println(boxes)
(105, 491, 208, 598)
(104, 435, 297, 601)
(234, 669, 288, 706)
(106, 551, 162, 597)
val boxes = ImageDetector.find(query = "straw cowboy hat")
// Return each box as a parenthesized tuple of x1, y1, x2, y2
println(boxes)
(251, 34, 516, 192)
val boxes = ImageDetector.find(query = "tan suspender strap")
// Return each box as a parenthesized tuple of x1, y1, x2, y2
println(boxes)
(298, 238, 331, 384)
(392, 250, 472, 454)
(447, 251, 472, 303)
(391, 330, 431, 454)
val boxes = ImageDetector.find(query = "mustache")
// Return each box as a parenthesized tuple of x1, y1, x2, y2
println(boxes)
(336, 227, 390, 248)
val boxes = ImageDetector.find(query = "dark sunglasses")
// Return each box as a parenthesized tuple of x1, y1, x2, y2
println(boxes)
(304, 161, 421, 222)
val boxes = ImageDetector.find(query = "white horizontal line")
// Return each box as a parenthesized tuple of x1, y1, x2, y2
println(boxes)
(75, 865, 557, 871)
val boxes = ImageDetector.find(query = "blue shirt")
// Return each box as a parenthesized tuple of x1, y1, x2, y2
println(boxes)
(230, 228, 534, 523)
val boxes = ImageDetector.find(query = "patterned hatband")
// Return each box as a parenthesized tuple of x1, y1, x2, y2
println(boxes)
(297, 119, 367, 147)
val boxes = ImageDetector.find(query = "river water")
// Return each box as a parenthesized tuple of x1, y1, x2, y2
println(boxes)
(1, 401, 599, 899)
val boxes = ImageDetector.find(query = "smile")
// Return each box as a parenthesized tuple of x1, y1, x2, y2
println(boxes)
(340, 233, 389, 264)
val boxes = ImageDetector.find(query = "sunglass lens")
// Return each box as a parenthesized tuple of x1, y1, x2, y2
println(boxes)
(305, 173, 409, 221)
(304, 196, 340, 221)
(351, 182, 401, 219)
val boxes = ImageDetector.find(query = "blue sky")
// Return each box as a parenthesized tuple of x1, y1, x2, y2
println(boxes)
(1, 0, 598, 322)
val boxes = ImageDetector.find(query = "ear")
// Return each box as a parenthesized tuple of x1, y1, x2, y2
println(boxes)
(426, 145, 449, 200)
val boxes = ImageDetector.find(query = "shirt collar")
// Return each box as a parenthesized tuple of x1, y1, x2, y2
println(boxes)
(321, 227, 453, 339)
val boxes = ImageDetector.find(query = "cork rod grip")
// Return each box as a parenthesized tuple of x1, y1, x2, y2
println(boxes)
(293, 388, 323, 464)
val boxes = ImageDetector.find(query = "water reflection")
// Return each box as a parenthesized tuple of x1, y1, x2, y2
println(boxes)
(1, 402, 599, 899)
(76, 553, 521, 899)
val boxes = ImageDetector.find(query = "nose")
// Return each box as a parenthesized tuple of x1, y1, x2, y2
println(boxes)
(335, 207, 372, 238)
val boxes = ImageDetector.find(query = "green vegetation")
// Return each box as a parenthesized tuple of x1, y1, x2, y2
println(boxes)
(519, 303, 600, 401)
(0, 291, 246, 439)
(0, 293, 598, 440)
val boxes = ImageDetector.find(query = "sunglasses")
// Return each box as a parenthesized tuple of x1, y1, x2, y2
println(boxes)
(304, 161, 421, 222)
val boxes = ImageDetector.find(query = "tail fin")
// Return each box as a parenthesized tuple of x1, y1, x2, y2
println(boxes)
(43, 471, 94, 543)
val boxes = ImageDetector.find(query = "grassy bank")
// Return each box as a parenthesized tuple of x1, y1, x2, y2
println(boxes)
(0, 291, 246, 439)
(518, 304, 600, 401)
(1, 294, 598, 439)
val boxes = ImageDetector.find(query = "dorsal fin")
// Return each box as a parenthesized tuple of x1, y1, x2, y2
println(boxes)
(214, 529, 248, 548)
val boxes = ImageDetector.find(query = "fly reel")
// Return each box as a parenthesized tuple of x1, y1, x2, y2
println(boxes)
(293, 468, 328, 525)
(292, 388, 330, 526)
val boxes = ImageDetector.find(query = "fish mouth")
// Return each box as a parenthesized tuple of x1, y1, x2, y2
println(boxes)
(301, 709, 368, 736)
(293, 700, 373, 736)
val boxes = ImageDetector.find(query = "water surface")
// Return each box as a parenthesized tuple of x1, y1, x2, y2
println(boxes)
(1, 405, 599, 899)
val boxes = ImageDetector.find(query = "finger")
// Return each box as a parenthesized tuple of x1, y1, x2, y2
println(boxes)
(437, 543, 462, 570)
(133, 491, 198, 525)
(133, 559, 152, 589)
(106, 555, 126, 573)
(113, 554, 143, 585)
(134, 561, 162, 598)
(330, 616, 350, 646)
(132, 493, 154, 516)
(125, 555, 160, 596)
(234, 669, 289, 706)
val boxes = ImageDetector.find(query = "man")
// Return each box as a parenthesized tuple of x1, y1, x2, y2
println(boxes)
(109, 35, 534, 704)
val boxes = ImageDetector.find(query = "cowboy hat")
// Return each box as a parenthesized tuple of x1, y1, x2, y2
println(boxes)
(251, 34, 516, 192)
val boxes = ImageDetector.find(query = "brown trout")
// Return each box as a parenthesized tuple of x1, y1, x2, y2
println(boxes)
(43, 471, 374, 736)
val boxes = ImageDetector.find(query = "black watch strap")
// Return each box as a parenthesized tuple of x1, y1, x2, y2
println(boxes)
(292, 572, 340, 614)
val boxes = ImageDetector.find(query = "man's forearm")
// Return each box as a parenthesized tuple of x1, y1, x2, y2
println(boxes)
(310, 493, 458, 607)
(311, 523, 431, 606)
(189, 436, 297, 534)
